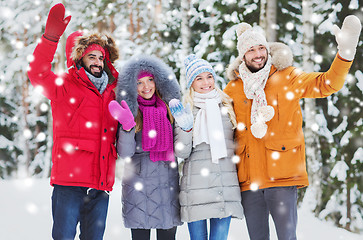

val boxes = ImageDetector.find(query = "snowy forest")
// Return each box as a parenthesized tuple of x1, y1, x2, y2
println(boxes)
(0, 0, 362, 235)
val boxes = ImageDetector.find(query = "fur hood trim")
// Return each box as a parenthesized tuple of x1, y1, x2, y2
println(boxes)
(116, 55, 181, 116)
(226, 42, 293, 81)
(69, 31, 119, 66)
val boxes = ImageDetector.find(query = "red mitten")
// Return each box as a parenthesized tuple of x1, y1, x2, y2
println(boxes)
(43, 3, 71, 42)
(108, 100, 136, 131)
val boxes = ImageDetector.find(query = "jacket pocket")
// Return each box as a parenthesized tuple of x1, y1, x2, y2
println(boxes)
(265, 138, 305, 180)
(106, 144, 117, 188)
(55, 138, 96, 182)
(123, 155, 142, 176)
(68, 97, 87, 128)
(236, 144, 250, 184)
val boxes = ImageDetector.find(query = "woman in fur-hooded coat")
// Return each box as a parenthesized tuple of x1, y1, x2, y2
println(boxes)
(115, 55, 183, 232)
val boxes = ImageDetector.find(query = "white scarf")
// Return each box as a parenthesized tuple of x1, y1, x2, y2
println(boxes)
(193, 90, 227, 163)
(239, 56, 274, 138)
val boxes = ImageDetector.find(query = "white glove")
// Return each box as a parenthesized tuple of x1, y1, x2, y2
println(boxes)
(169, 99, 194, 131)
(332, 15, 362, 61)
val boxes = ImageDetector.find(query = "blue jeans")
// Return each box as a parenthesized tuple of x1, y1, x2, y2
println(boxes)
(188, 216, 232, 240)
(241, 186, 298, 240)
(51, 185, 109, 240)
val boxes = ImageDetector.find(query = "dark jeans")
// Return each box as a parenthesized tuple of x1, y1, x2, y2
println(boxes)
(131, 227, 177, 240)
(187, 216, 232, 240)
(51, 185, 109, 240)
(241, 186, 298, 240)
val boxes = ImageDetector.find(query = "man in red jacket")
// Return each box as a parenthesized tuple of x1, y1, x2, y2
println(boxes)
(27, 3, 128, 240)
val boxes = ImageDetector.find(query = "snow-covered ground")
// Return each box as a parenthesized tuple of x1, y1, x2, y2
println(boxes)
(1, 178, 362, 240)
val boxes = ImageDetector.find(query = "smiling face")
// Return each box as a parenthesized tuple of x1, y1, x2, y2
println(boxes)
(81, 50, 104, 77)
(191, 72, 215, 94)
(244, 44, 268, 73)
(137, 76, 156, 99)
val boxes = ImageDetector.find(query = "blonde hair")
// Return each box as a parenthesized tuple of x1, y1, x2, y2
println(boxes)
(183, 86, 237, 129)
(135, 90, 174, 133)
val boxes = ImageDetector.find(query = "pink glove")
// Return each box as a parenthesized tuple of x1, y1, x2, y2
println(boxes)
(108, 100, 136, 131)
(44, 3, 71, 42)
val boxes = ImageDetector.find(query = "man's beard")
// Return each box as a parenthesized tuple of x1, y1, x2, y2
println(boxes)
(81, 62, 104, 78)
(245, 57, 267, 73)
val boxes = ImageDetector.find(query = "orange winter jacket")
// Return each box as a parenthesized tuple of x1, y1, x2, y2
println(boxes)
(224, 54, 352, 192)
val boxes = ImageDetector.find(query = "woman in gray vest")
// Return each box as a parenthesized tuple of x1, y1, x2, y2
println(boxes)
(169, 54, 244, 240)
(108, 55, 182, 240)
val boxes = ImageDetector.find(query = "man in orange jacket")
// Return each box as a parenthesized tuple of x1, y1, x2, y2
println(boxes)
(224, 16, 361, 240)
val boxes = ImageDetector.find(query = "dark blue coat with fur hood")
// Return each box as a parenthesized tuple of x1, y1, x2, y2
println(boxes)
(115, 55, 182, 229)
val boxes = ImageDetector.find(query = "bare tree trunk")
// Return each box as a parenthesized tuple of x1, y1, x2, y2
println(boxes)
(128, 1, 135, 41)
(266, 0, 277, 42)
(17, 28, 31, 178)
(19, 72, 31, 178)
(42, 109, 53, 178)
(260, 0, 276, 42)
(109, 14, 116, 33)
(302, 0, 322, 213)
(180, 0, 191, 92)
(345, 178, 351, 231)
(259, 0, 267, 32)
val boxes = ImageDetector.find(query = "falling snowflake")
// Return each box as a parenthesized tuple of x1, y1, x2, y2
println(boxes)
(250, 183, 259, 191)
(148, 129, 157, 138)
(35, 132, 46, 142)
(311, 123, 319, 132)
(175, 142, 185, 151)
(286, 91, 294, 100)
(231, 155, 240, 164)
(314, 54, 323, 64)
(63, 143, 75, 153)
(271, 151, 280, 160)
(215, 63, 224, 72)
(286, 22, 294, 30)
(27, 55, 34, 62)
(220, 106, 228, 115)
(34, 85, 44, 94)
(134, 182, 143, 191)
(69, 98, 76, 104)
(170, 161, 177, 168)
(124, 157, 132, 163)
(40, 103, 48, 112)
(200, 168, 210, 177)
(55, 78, 64, 86)
(23, 129, 32, 139)
(85, 122, 92, 128)
(237, 122, 246, 131)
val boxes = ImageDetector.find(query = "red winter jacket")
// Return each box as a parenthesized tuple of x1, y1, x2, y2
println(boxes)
(28, 33, 119, 191)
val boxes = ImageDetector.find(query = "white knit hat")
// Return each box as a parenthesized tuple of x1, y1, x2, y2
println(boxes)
(236, 23, 269, 58)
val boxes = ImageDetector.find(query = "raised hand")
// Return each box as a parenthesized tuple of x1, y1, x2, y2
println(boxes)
(169, 99, 193, 131)
(332, 15, 362, 61)
(44, 3, 72, 42)
(108, 100, 136, 131)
